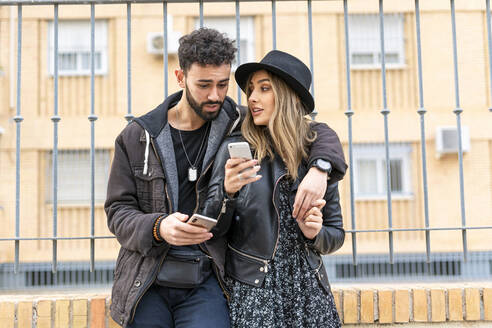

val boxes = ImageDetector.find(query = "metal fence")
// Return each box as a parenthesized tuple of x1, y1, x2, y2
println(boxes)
(0, 0, 491, 289)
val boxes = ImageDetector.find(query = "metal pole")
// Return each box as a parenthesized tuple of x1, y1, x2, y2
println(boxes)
(378, 0, 394, 264)
(450, 0, 467, 262)
(125, 3, 133, 122)
(236, 0, 241, 104)
(414, 0, 431, 265)
(163, 1, 168, 98)
(14, 4, 24, 274)
(88, 3, 98, 273)
(52, 4, 61, 274)
(343, 0, 357, 266)
(307, 0, 316, 119)
(199, 0, 203, 28)
(272, 0, 276, 50)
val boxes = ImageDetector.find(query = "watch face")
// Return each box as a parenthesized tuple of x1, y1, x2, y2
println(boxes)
(316, 159, 331, 171)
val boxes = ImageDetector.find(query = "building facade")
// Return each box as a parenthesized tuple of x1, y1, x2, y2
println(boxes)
(0, 0, 491, 279)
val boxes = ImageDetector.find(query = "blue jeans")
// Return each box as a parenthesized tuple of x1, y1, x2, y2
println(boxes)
(127, 274, 230, 328)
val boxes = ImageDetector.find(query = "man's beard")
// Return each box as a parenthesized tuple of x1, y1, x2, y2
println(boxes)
(185, 85, 222, 122)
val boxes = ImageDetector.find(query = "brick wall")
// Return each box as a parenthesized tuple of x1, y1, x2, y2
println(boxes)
(0, 286, 491, 327)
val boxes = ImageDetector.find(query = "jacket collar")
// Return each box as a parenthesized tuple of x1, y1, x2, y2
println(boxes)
(133, 91, 178, 138)
(134, 90, 240, 211)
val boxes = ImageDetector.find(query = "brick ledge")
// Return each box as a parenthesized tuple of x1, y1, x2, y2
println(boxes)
(0, 284, 490, 326)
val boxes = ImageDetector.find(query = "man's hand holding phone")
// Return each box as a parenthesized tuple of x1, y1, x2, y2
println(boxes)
(224, 142, 262, 196)
(159, 212, 213, 246)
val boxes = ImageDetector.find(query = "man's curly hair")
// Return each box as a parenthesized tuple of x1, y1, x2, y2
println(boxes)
(178, 27, 237, 73)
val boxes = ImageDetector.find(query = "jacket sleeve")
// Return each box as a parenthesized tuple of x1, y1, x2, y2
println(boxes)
(308, 121, 348, 184)
(200, 140, 236, 239)
(310, 182, 345, 255)
(105, 129, 169, 257)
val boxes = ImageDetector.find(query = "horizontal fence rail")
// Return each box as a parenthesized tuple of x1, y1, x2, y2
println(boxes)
(0, 0, 491, 288)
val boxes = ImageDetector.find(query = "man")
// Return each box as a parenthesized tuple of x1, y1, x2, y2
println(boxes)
(105, 28, 346, 328)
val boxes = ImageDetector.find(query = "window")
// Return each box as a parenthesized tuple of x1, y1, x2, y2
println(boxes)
(348, 14, 405, 69)
(195, 17, 255, 70)
(48, 20, 108, 76)
(353, 143, 412, 199)
(45, 150, 110, 204)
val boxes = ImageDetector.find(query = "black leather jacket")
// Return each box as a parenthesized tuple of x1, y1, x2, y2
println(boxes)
(201, 133, 345, 294)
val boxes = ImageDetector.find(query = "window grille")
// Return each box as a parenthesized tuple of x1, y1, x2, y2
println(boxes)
(48, 20, 108, 76)
(45, 149, 110, 204)
(353, 143, 412, 199)
(348, 14, 405, 69)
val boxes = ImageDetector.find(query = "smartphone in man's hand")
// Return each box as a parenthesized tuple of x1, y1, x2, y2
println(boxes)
(187, 214, 217, 231)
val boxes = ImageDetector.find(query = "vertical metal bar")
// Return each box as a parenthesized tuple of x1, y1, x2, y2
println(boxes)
(307, 0, 316, 119)
(271, 0, 277, 50)
(199, 0, 204, 28)
(52, 4, 61, 274)
(14, 5, 24, 274)
(343, 0, 357, 266)
(415, 0, 431, 263)
(163, 1, 168, 98)
(378, 0, 394, 264)
(486, 0, 492, 112)
(125, 3, 133, 122)
(450, 0, 467, 262)
(235, 0, 241, 104)
(10, 6, 16, 110)
(88, 3, 98, 273)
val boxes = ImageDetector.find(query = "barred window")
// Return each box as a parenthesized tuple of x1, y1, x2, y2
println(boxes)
(348, 14, 405, 69)
(48, 20, 108, 76)
(45, 150, 110, 204)
(353, 143, 412, 199)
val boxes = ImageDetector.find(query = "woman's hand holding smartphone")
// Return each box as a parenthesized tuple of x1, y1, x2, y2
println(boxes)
(224, 142, 262, 195)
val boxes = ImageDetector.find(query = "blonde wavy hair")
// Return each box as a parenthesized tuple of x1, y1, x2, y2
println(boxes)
(241, 70, 316, 180)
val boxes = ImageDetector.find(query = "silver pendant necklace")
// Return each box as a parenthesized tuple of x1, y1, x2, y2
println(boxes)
(177, 108, 210, 182)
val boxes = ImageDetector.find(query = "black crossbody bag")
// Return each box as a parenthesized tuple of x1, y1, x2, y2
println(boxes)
(156, 248, 212, 288)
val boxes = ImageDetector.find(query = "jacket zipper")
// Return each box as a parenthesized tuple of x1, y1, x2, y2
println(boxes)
(192, 160, 215, 214)
(195, 159, 231, 298)
(192, 118, 237, 299)
(130, 138, 172, 324)
(192, 111, 237, 214)
(271, 173, 286, 260)
(228, 244, 269, 273)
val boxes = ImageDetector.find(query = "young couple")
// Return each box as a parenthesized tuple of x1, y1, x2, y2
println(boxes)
(105, 27, 347, 328)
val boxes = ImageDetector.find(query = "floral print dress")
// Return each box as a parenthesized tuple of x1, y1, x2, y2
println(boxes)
(225, 178, 341, 328)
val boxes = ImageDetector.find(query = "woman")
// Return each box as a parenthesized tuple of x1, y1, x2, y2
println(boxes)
(203, 50, 345, 328)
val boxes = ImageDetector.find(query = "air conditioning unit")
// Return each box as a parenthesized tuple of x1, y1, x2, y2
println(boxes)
(436, 125, 470, 156)
(147, 31, 181, 55)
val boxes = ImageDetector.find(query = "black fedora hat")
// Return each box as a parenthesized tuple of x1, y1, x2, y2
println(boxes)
(235, 50, 315, 114)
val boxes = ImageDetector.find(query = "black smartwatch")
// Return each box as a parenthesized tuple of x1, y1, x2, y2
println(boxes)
(311, 159, 332, 174)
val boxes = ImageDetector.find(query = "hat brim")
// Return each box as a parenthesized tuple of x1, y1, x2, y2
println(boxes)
(235, 62, 315, 114)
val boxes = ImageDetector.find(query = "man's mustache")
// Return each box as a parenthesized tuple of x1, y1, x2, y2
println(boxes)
(201, 101, 222, 106)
